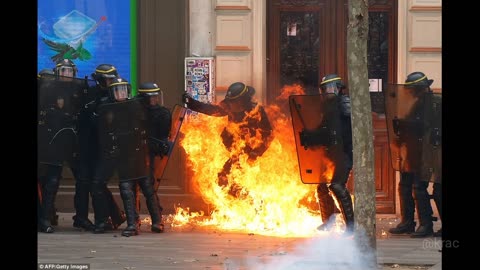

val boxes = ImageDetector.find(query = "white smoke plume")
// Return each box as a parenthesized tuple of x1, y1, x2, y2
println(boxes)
(225, 230, 376, 270)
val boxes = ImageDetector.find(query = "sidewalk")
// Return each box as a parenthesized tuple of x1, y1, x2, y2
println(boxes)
(37, 213, 442, 270)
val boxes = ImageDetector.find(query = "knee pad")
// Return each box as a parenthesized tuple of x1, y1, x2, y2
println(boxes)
(91, 180, 106, 196)
(119, 181, 135, 197)
(329, 183, 347, 195)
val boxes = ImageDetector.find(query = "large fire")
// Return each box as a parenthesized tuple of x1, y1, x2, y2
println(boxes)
(174, 84, 337, 237)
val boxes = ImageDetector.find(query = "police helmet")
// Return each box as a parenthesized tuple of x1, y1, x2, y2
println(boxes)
(38, 68, 55, 79)
(108, 77, 131, 102)
(54, 59, 77, 78)
(138, 82, 163, 106)
(320, 74, 345, 95)
(224, 82, 255, 101)
(404, 72, 433, 88)
(92, 64, 118, 88)
(138, 82, 161, 96)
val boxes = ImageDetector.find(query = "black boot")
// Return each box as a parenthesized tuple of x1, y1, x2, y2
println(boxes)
(389, 176, 416, 234)
(389, 221, 416, 234)
(330, 183, 354, 234)
(139, 178, 164, 233)
(73, 180, 95, 230)
(120, 181, 139, 237)
(39, 171, 61, 233)
(106, 187, 126, 229)
(73, 215, 95, 231)
(91, 180, 109, 234)
(411, 182, 434, 238)
(316, 184, 335, 231)
(411, 223, 433, 238)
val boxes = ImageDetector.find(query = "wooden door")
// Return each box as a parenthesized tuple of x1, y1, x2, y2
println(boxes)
(267, 0, 334, 105)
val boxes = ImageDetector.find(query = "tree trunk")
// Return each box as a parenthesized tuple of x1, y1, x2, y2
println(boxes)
(347, 0, 377, 265)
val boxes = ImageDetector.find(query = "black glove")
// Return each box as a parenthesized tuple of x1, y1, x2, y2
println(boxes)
(149, 138, 170, 157)
(182, 93, 193, 107)
(340, 95, 351, 116)
(300, 127, 330, 148)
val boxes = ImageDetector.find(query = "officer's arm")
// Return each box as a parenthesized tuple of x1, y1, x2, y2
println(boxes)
(299, 126, 330, 149)
(182, 93, 227, 116)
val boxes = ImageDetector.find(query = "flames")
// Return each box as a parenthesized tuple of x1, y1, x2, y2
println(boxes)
(175, 84, 337, 237)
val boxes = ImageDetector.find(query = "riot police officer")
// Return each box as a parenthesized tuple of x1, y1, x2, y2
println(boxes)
(37, 59, 79, 233)
(90, 77, 151, 234)
(138, 82, 171, 215)
(75, 64, 126, 232)
(387, 72, 437, 238)
(182, 82, 274, 197)
(312, 74, 354, 234)
(117, 82, 169, 236)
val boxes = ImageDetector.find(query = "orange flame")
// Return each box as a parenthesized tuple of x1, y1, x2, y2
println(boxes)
(175, 85, 339, 237)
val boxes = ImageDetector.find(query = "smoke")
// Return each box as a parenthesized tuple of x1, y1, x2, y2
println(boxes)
(227, 230, 376, 270)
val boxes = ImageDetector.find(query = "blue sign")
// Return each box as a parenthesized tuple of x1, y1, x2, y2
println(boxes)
(37, 0, 135, 86)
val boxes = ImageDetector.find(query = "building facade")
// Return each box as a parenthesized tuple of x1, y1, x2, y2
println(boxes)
(58, 0, 441, 216)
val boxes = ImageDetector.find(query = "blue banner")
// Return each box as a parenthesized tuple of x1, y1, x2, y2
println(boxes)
(37, 0, 134, 83)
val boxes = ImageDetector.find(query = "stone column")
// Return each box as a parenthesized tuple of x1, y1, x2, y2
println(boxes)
(189, 0, 214, 56)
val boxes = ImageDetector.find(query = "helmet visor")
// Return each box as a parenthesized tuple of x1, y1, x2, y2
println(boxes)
(57, 66, 74, 78)
(147, 94, 161, 106)
(112, 84, 129, 101)
(320, 81, 340, 95)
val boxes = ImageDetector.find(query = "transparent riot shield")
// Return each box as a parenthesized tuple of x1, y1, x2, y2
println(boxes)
(384, 84, 427, 173)
(37, 75, 88, 166)
(96, 98, 149, 181)
(421, 93, 442, 183)
(289, 94, 346, 184)
(153, 104, 187, 191)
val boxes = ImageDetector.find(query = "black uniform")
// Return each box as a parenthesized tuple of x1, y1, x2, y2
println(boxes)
(388, 72, 438, 238)
(313, 74, 354, 234)
(75, 64, 127, 233)
(118, 82, 170, 236)
(37, 61, 80, 233)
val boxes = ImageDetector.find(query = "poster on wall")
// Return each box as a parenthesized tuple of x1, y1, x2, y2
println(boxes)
(37, 0, 136, 89)
(184, 57, 216, 118)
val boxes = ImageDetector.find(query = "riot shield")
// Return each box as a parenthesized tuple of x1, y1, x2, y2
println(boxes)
(289, 94, 346, 184)
(96, 98, 149, 181)
(153, 104, 187, 191)
(384, 84, 427, 173)
(421, 93, 442, 183)
(37, 75, 88, 165)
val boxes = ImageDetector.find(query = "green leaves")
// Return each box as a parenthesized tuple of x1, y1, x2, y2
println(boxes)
(43, 39, 92, 62)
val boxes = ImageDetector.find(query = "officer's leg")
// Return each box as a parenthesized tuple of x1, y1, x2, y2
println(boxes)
(433, 182, 442, 237)
(316, 183, 335, 231)
(150, 167, 164, 225)
(138, 176, 164, 233)
(149, 155, 163, 216)
(389, 172, 416, 234)
(134, 182, 141, 227)
(72, 167, 95, 231)
(119, 180, 139, 236)
(41, 165, 60, 226)
(217, 158, 234, 187)
(411, 176, 434, 238)
(91, 160, 113, 234)
(39, 165, 63, 233)
(218, 157, 244, 197)
(329, 165, 354, 234)
(37, 180, 44, 231)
